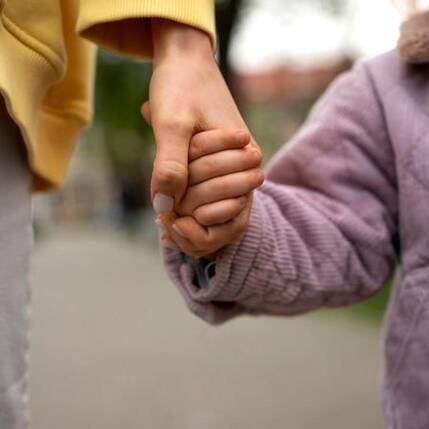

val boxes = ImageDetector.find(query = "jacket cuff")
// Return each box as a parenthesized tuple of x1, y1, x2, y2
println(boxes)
(163, 195, 265, 324)
(77, 0, 215, 59)
(185, 256, 216, 289)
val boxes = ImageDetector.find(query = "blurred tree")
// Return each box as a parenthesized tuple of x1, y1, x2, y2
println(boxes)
(94, 52, 153, 154)
(92, 52, 155, 225)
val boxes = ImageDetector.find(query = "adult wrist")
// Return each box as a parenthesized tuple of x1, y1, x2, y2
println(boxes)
(152, 19, 214, 65)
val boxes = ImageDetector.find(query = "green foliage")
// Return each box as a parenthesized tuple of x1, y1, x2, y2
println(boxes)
(95, 51, 152, 135)
(93, 51, 155, 173)
(351, 281, 393, 322)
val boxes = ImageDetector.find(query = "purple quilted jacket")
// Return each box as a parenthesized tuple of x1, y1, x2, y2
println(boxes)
(163, 50, 429, 428)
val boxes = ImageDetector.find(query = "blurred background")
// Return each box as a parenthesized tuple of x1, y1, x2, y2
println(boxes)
(30, 1, 402, 428)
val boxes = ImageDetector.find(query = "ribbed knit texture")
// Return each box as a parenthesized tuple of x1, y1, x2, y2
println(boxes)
(78, 0, 215, 58)
(164, 56, 398, 324)
(163, 50, 429, 428)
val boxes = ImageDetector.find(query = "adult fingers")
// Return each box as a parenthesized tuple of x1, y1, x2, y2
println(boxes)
(189, 129, 250, 162)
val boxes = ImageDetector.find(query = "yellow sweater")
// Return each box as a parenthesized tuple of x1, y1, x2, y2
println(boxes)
(0, 0, 215, 191)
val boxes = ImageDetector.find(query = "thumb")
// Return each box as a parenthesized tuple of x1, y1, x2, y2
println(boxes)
(151, 118, 192, 214)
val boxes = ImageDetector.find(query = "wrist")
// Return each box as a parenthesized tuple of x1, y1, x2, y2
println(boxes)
(152, 19, 214, 65)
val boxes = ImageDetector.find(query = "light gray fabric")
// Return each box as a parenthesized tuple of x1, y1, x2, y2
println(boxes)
(0, 100, 32, 429)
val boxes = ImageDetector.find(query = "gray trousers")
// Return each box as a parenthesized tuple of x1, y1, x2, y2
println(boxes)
(0, 100, 32, 428)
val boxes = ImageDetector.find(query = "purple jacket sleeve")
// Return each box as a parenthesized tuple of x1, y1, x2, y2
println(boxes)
(163, 61, 398, 325)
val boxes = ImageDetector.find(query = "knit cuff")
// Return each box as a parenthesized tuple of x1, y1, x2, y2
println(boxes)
(163, 195, 265, 324)
(185, 256, 216, 289)
(77, 0, 215, 59)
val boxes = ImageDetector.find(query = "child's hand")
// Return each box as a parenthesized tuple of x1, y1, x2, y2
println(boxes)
(159, 129, 264, 258)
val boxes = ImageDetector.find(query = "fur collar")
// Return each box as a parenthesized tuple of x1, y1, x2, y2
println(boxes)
(398, 11, 429, 63)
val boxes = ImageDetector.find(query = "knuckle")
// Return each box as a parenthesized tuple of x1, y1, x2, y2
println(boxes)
(154, 161, 187, 188)
(254, 169, 265, 187)
(245, 147, 263, 167)
(189, 138, 203, 158)
(251, 148, 263, 166)
(158, 115, 193, 135)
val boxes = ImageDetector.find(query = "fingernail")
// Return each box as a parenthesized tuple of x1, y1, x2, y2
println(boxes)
(153, 193, 174, 214)
(163, 240, 180, 251)
(172, 224, 186, 238)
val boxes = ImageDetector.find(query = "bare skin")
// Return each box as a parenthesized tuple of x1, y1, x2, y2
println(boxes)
(157, 129, 264, 258)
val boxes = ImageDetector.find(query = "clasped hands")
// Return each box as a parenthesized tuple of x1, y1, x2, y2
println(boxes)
(144, 19, 264, 258)
(155, 129, 263, 258)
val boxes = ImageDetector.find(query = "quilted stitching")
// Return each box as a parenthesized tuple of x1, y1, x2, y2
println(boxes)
(163, 51, 429, 428)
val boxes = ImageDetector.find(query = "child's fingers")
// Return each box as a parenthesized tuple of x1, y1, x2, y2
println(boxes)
(177, 169, 264, 216)
(189, 129, 250, 162)
(164, 217, 210, 258)
(193, 196, 248, 226)
(189, 146, 263, 186)
(172, 198, 252, 255)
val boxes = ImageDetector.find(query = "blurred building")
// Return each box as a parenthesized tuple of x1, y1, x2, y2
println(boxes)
(233, 57, 353, 103)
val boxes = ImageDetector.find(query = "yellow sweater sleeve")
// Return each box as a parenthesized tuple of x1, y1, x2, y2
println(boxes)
(77, 0, 215, 58)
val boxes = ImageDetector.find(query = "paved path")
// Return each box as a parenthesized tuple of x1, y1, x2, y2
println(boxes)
(29, 230, 385, 429)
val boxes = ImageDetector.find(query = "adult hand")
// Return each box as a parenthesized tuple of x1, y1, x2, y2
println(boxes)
(143, 19, 256, 215)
